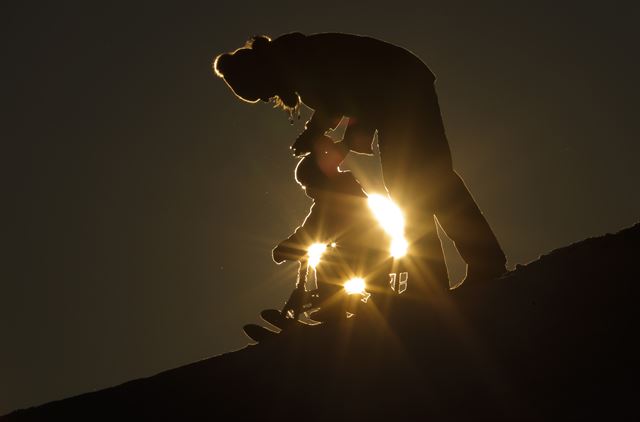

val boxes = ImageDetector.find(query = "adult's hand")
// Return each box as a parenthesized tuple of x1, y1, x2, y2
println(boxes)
(291, 128, 323, 157)
(291, 110, 343, 157)
(342, 117, 376, 155)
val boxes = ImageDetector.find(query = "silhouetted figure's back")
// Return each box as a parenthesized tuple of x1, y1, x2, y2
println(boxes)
(215, 32, 507, 291)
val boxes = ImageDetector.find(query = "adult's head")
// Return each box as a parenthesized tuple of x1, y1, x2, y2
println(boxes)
(213, 35, 300, 111)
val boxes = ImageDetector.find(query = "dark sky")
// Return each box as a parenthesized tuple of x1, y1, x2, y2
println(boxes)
(2, 1, 639, 415)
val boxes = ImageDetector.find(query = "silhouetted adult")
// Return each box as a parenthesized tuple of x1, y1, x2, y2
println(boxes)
(214, 32, 506, 290)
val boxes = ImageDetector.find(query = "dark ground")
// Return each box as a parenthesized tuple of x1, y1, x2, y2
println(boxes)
(4, 223, 639, 421)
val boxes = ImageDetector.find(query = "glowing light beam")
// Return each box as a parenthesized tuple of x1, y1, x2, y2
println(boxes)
(368, 194, 408, 258)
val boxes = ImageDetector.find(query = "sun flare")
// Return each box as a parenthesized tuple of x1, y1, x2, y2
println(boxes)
(344, 277, 366, 295)
(367, 194, 408, 258)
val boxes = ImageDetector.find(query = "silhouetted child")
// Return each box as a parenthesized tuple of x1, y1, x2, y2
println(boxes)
(273, 137, 390, 321)
(216, 33, 508, 292)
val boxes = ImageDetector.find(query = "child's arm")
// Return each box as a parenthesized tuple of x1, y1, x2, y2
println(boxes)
(272, 228, 309, 264)
(272, 204, 323, 264)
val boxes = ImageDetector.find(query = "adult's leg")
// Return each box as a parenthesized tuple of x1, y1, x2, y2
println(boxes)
(431, 170, 507, 283)
(378, 86, 505, 289)
(406, 210, 451, 294)
(376, 153, 450, 293)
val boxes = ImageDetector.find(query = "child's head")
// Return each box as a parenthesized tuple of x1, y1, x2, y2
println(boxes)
(295, 137, 357, 198)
